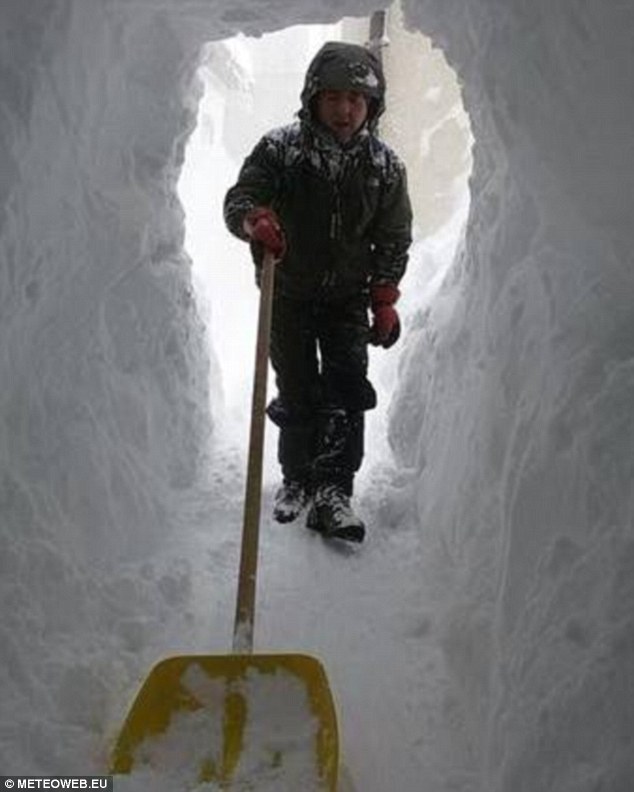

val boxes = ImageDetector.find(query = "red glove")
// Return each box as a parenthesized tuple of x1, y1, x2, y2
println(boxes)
(370, 283, 401, 348)
(243, 207, 286, 258)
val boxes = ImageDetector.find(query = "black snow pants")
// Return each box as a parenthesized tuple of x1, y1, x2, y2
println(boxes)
(266, 292, 377, 496)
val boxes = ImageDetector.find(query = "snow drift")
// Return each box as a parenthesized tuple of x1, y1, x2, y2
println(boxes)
(1, 1, 633, 790)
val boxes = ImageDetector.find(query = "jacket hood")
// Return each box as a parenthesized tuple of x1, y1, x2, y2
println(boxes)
(299, 42, 386, 132)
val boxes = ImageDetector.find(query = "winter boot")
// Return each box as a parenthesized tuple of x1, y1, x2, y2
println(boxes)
(273, 479, 311, 523)
(306, 484, 365, 543)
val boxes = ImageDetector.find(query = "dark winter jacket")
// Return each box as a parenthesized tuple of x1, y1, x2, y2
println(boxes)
(224, 42, 413, 301)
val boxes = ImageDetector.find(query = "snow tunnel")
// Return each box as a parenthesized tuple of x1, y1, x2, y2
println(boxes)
(2, 2, 634, 791)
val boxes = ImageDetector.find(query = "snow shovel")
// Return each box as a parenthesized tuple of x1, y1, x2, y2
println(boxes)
(110, 250, 339, 789)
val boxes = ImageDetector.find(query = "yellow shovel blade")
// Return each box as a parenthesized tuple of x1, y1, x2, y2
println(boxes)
(110, 653, 338, 790)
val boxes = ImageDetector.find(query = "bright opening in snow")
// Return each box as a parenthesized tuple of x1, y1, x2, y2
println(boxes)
(177, 14, 473, 488)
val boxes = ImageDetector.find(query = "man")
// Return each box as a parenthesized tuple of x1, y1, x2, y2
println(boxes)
(224, 41, 412, 542)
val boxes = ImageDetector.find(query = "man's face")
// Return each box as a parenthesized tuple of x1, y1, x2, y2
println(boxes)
(316, 90, 369, 142)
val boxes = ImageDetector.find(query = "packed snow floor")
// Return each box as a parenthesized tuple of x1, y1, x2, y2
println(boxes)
(102, 221, 469, 792)
(60, 196, 462, 790)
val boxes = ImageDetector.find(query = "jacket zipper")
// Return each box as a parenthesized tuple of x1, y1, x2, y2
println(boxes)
(323, 184, 342, 288)
(330, 185, 342, 240)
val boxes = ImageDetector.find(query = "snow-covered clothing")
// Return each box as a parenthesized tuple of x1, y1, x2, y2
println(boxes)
(223, 42, 413, 511)
(224, 43, 413, 301)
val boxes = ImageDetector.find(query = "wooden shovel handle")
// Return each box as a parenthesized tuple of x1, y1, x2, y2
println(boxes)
(232, 250, 276, 653)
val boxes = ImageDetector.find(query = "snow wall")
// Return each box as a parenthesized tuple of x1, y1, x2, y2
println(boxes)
(2, 1, 634, 790)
